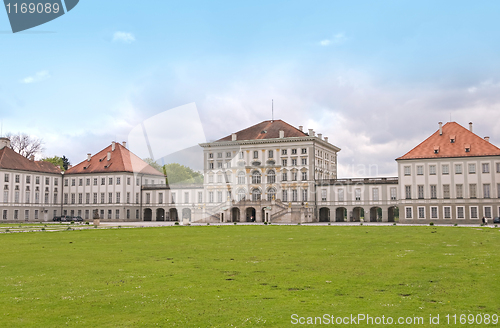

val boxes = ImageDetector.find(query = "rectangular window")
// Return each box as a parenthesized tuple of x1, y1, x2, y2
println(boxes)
(15, 191, 20, 203)
(282, 159, 287, 166)
(291, 172, 297, 181)
(108, 192, 112, 204)
(70, 178, 74, 186)
(85, 193, 90, 204)
(430, 185, 437, 199)
(498, 183, 500, 199)
(417, 185, 424, 199)
(116, 177, 121, 185)
(126, 209, 130, 219)
(127, 177, 131, 185)
(484, 206, 492, 218)
(281, 149, 288, 156)
(282, 190, 288, 202)
(184, 192, 189, 203)
(86, 178, 90, 186)
(116, 192, 120, 204)
(208, 153, 213, 158)
(442, 165, 449, 175)
(470, 206, 478, 219)
(209, 192, 214, 203)
(292, 189, 298, 202)
(457, 206, 465, 219)
(355, 188, 361, 201)
(217, 174, 222, 183)
(26, 191, 30, 204)
(443, 184, 450, 199)
(418, 207, 425, 219)
(101, 178, 105, 185)
(107, 210, 112, 220)
(208, 175, 213, 183)
(338, 189, 344, 202)
(321, 189, 327, 201)
(217, 191, 222, 203)
(93, 178, 97, 185)
(26, 176, 31, 184)
(301, 172, 307, 181)
(100, 193, 105, 204)
(25, 210, 29, 220)
(253, 151, 258, 159)
(14, 210, 18, 220)
(136, 178, 140, 186)
(431, 206, 438, 219)
(482, 163, 490, 173)
(291, 159, 297, 166)
(45, 177, 49, 185)
(404, 166, 411, 176)
(416, 166, 423, 175)
(301, 148, 307, 154)
(198, 192, 203, 203)
(3, 190, 8, 203)
(3, 209, 7, 220)
(302, 189, 308, 202)
(372, 188, 379, 201)
(217, 152, 222, 158)
(291, 149, 297, 155)
(470, 183, 477, 198)
(93, 193, 97, 204)
(405, 207, 412, 219)
(126, 192, 130, 204)
(35, 176, 40, 184)
(136, 193, 139, 204)
(171, 193, 176, 203)
(78, 193, 82, 204)
(4, 174, 8, 183)
(44, 193, 48, 204)
(444, 206, 451, 219)
(145, 193, 150, 204)
(136, 209, 139, 219)
(15, 175, 20, 183)
(390, 187, 397, 200)
(456, 184, 463, 199)
(405, 185, 411, 199)
(268, 150, 273, 158)
(301, 158, 307, 165)
(282, 172, 287, 181)
(78, 178, 82, 186)
(34, 210, 38, 220)
(455, 164, 462, 174)
(115, 209, 120, 219)
(469, 163, 476, 174)
(483, 184, 491, 198)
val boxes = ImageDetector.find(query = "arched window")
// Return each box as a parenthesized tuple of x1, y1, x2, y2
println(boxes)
(267, 187, 276, 201)
(252, 188, 261, 201)
(252, 171, 261, 184)
(238, 171, 245, 185)
(237, 188, 246, 201)
(267, 170, 276, 184)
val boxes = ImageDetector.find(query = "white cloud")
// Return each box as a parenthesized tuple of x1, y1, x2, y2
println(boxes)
(21, 70, 50, 84)
(113, 31, 136, 44)
(319, 33, 346, 46)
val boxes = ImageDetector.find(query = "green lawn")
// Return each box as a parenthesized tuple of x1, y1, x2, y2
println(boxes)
(0, 226, 499, 327)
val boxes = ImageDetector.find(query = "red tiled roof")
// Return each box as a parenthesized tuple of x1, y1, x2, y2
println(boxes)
(397, 122, 500, 160)
(216, 120, 308, 142)
(0, 146, 61, 174)
(66, 142, 164, 176)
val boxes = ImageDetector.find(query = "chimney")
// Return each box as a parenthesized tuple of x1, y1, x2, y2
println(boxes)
(438, 122, 443, 135)
(29, 155, 35, 161)
(87, 153, 91, 161)
(122, 141, 127, 148)
(231, 133, 237, 141)
(0, 137, 10, 150)
(68, 165, 72, 169)
(107, 152, 111, 161)
(298, 125, 303, 131)
(324, 137, 329, 143)
(111, 141, 116, 151)
(484, 136, 490, 143)
(317, 133, 322, 139)
(469, 122, 473, 132)
(279, 130, 284, 138)
(308, 128, 314, 136)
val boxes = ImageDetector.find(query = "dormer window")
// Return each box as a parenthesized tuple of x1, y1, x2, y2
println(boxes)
(450, 135, 455, 143)
(465, 144, 471, 153)
(433, 146, 440, 154)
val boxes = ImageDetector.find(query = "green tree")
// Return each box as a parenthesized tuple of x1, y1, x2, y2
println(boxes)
(143, 158, 163, 172)
(163, 163, 204, 184)
(42, 155, 70, 171)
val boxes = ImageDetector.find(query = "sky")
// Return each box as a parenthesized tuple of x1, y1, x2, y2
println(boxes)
(2, 0, 500, 177)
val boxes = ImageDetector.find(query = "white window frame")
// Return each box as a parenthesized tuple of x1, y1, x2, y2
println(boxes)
(470, 206, 478, 219)
(417, 206, 425, 219)
(443, 206, 451, 219)
(484, 206, 492, 219)
(405, 206, 413, 219)
(430, 206, 438, 219)
(456, 206, 465, 219)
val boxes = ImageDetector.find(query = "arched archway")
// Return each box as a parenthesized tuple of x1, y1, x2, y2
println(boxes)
(319, 207, 330, 222)
(169, 208, 178, 221)
(370, 207, 382, 222)
(156, 208, 165, 221)
(231, 207, 240, 222)
(388, 206, 399, 222)
(246, 207, 256, 222)
(144, 208, 152, 221)
(352, 207, 364, 222)
(182, 208, 191, 221)
(335, 207, 347, 222)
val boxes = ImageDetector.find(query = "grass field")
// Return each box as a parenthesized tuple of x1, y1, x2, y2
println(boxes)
(0, 225, 499, 327)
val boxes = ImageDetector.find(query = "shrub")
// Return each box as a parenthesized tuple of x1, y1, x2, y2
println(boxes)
(328, 222, 331, 225)
(71, 221, 74, 224)
(454, 223, 458, 226)
(207, 223, 210, 226)
(264, 222, 268, 225)
(41, 227, 45, 231)
(297, 223, 301, 225)
(234, 222, 237, 225)
(393, 223, 396, 226)
(5, 229, 9, 232)
(85, 221, 89, 225)
(360, 223, 363, 226)
(430, 222, 434, 226)
(174, 222, 179, 225)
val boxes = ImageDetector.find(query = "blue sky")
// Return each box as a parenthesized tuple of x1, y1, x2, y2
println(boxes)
(2, 1, 500, 176)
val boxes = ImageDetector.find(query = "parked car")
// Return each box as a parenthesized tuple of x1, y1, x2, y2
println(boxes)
(52, 216, 62, 222)
(493, 217, 500, 224)
(73, 216, 83, 222)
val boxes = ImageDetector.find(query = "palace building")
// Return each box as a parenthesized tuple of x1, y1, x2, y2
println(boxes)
(1, 120, 499, 224)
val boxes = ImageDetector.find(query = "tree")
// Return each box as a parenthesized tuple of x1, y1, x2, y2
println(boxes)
(143, 158, 163, 172)
(6, 132, 43, 158)
(163, 163, 204, 184)
(42, 155, 71, 171)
